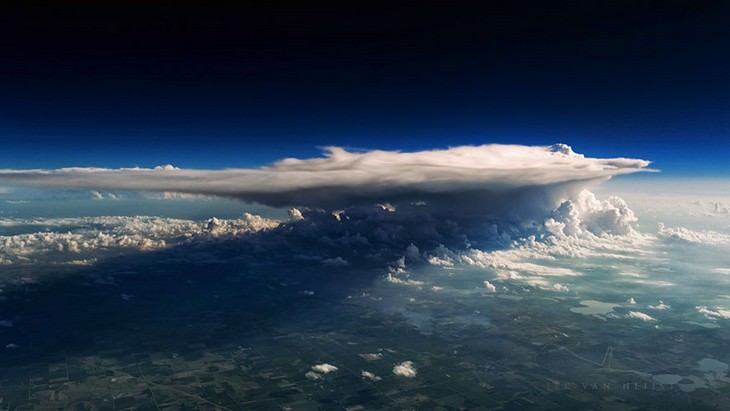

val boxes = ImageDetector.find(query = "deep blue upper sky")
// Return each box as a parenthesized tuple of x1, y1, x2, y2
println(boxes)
(1, 2, 728, 175)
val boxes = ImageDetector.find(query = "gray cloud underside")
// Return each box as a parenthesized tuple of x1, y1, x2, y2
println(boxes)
(0, 144, 649, 216)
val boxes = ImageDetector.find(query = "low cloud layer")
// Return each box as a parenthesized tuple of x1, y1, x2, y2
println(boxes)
(0, 214, 279, 266)
(0, 144, 649, 224)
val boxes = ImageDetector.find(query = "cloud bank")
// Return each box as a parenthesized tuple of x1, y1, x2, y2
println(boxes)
(0, 144, 649, 224)
(657, 223, 730, 246)
(0, 214, 279, 266)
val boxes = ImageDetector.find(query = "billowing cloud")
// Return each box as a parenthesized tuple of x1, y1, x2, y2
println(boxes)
(546, 190, 638, 237)
(0, 144, 649, 223)
(418, 187, 656, 292)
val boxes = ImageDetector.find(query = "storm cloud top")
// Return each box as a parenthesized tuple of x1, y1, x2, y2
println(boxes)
(0, 144, 649, 212)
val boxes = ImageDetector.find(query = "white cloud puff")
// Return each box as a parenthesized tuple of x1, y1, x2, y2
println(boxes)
(626, 311, 657, 322)
(311, 363, 338, 374)
(546, 190, 638, 237)
(392, 361, 417, 378)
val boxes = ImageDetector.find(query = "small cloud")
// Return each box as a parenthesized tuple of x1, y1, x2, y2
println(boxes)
(648, 301, 670, 310)
(483, 280, 497, 293)
(361, 370, 381, 381)
(359, 352, 383, 361)
(392, 361, 417, 378)
(90, 191, 120, 200)
(385, 273, 424, 286)
(377, 202, 396, 212)
(626, 311, 656, 322)
(153, 164, 180, 171)
(322, 256, 349, 267)
(697, 306, 730, 320)
(64, 259, 96, 266)
(288, 208, 304, 221)
(304, 371, 321, 380)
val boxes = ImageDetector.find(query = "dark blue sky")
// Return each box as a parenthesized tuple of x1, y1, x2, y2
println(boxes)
(1, 2, 729, 174)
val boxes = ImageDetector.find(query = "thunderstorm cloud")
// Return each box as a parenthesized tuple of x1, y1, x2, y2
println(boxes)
(0, 144, 649, 216)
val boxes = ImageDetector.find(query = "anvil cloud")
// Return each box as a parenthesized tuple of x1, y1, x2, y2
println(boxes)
(0, 144, 649, 223)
